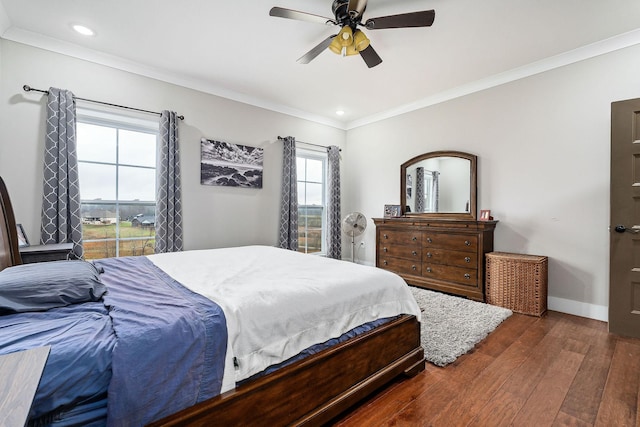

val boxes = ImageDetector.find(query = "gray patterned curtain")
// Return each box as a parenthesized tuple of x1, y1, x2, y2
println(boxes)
(326, 146, 341, 259)
(41, 87, 83, 258)
(278, 136, 298, 251)
(415, 167, 425, 213)
(155, 110, 183, 253)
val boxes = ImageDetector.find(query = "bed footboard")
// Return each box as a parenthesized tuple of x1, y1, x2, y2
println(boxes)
(148, 314, 424, 427)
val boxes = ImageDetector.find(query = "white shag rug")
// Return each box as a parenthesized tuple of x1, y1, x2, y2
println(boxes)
(410, 286, 512, 367)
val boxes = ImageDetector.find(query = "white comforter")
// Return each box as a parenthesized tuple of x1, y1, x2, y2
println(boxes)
(147, 245, 420, 393)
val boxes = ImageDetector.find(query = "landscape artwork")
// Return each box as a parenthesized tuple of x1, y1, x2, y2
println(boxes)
(200, 138, 264, 188)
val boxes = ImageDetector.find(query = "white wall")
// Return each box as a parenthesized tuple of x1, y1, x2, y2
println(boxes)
(0, 40, 346, 251)
(344, 43, 640, 321)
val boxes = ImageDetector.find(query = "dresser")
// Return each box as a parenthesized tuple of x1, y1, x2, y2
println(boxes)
(374, 218, 497, 301)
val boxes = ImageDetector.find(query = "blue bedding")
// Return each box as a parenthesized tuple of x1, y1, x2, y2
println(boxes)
(0, 256, 228, 427)
(95, 257, 227, 427)
(0, 302, 114, 426)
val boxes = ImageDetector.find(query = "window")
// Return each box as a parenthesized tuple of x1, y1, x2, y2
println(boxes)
(424, 172, 434, 212)
(297, 148, 327, 254)
(76, 109, 159, 259)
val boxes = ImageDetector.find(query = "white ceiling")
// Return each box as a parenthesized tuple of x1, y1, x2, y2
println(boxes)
(2, 0, 640, 129)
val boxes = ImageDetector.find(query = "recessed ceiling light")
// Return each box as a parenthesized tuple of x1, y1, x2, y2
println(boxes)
(72, 24, 95, 36)
(336, 110, 345, 116)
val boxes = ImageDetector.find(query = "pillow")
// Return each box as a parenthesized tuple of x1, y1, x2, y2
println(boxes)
(0, 260, 107, 315)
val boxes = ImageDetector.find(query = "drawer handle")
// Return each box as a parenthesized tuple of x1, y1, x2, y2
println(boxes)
(427, 237, 433, 243)
(412, 250, 418, 256)
(465, 257, 471, 263)
(383, 234, 388, 239)
(383, 260, 388, 266)
(383, 247, 388, 252)
(465, 240, 471, 246)
(412, 236, 418, 242)
(464, 273, 471, 279)
(426, 267, 432, 273)
(412, 265, 417, 271)
(427, 252, 432, 258)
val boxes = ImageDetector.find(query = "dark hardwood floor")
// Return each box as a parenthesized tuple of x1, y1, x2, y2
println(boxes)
(333, 311, 640, 427)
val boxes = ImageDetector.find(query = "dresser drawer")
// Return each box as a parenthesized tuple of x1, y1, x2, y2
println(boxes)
(378, 244, 421, 260)
(422, 248, 477, 269)
(379, 256, 421, 276)
(423, 233, 477, 253)
(423, 263, 478, 287)
(379, 230, 421, 246)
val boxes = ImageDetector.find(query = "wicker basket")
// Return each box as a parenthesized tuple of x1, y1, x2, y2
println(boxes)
(485, 252, 548, 316)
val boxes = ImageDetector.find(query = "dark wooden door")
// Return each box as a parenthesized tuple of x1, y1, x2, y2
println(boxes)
(610, 98, 640, 338)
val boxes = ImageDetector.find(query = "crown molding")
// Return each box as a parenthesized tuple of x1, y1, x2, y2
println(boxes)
(3, 24, 640, 132)
(345, 27, 640, 130)
(1, 27, 348, 130)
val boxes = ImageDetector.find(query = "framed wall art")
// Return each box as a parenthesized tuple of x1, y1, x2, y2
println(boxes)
(200, 138, 264, 188)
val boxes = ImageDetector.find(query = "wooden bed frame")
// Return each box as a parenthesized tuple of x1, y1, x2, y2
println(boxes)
(0, 176, 425, 426)
(0, 177, 22, 271)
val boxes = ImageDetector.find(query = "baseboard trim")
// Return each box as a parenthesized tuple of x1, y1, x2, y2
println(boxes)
(547, 296, 608, 322)
(359, 259, 609, 322)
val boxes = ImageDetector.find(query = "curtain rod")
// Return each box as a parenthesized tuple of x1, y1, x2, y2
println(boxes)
(23, 85, 185, 121)
(277, 136, 341, 152)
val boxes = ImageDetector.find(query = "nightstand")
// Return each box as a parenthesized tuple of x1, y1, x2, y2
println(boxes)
(19, 243, 74, 264)
(0, 346, 50, 427)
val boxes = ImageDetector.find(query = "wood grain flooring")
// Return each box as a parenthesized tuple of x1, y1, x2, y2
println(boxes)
(333, 311, 640, 427)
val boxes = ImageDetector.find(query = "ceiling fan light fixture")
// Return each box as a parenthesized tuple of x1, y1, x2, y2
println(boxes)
(352, 30, 370, 52)
(338, 26, 353, 47)
(345, 43, 359, 56)
(328, 36, 344, 55)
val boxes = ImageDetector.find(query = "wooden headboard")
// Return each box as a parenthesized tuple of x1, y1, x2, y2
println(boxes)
(0, 176, 22, 271)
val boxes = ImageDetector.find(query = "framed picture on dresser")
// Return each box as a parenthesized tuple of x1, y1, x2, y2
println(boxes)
(16, 224, 29, 247)
(479, 210, 493, 221)
(384, 205, 401, 218)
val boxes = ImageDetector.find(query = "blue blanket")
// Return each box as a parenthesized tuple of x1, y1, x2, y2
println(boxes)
(0, 302, 114, 425)
(0, 256, 227, 427)
(95, 257, 227, 427)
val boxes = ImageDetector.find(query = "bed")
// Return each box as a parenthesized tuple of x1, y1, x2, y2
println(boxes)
(0, 176, 425, 426)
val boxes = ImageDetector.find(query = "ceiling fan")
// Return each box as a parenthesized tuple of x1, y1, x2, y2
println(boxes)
(269, 0, 435, 68)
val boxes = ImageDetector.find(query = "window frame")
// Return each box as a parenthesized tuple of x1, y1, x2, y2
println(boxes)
(76, 107, 159, 258)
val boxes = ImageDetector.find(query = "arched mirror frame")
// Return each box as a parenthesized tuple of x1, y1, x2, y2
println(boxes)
(400, 150, 477, 220)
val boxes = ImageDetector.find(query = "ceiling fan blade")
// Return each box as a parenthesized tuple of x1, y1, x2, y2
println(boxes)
(359, 44, 382, 68)
(347, 0, 367, 18)
(297, 35, 337, 64)
(365, 10, 435, 30)
(269, 7, 335, 25)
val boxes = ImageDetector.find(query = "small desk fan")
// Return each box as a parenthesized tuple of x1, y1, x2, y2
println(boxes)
(342, 212, 367, 262)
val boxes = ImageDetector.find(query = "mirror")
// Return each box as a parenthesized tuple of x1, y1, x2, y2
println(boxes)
(401, 151, 477, 220)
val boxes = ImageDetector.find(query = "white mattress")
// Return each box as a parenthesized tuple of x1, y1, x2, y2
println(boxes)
(147, 245, 420, 393)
